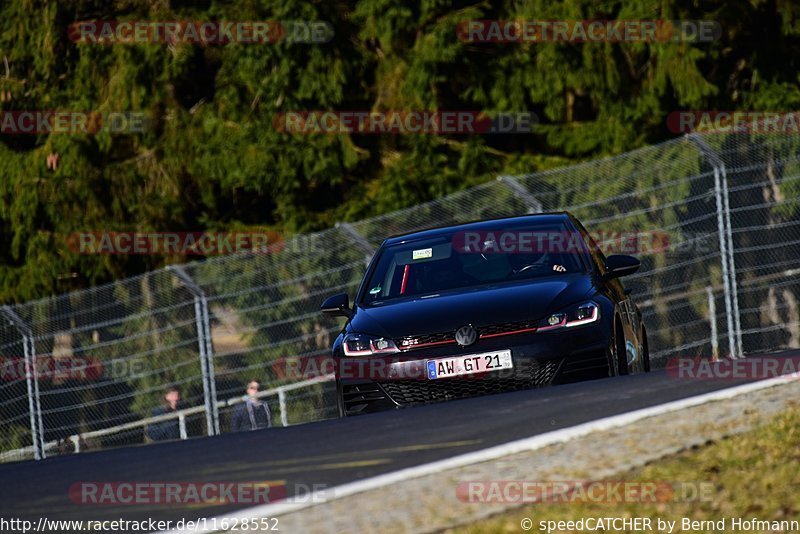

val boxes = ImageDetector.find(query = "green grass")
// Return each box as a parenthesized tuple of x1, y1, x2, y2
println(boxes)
(453, 404, 800, 534)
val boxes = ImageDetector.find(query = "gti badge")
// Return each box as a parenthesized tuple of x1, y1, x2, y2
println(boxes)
(455, 325, 477, 347)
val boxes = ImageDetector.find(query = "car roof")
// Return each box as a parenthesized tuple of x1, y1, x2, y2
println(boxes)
(382, 212, 573, 246)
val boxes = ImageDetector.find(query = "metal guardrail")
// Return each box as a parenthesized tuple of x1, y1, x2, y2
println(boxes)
(3, 127, 800, 461)
(0, 374, 335, 463)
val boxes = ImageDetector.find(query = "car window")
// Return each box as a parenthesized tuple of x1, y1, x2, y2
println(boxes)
(572, 218, 607, 274)
(361, 222, 587, 304)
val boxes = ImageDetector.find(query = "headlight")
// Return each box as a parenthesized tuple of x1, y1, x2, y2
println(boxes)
(343, 333, 400, 356)
(538, 301, 599, 331)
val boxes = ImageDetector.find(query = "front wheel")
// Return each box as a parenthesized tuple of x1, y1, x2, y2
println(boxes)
(641, 327, 651, 373)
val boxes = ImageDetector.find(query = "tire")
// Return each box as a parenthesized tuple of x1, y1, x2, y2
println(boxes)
(335, 379, 346, 418)
(615, 319, 629, 376)
(642, 327, 651, 373)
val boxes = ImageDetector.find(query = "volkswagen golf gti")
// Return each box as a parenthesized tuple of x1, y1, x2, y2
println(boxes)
(320, 213, 650, 416)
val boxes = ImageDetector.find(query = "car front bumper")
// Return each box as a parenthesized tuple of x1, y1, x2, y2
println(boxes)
(337, 322, 613, 415)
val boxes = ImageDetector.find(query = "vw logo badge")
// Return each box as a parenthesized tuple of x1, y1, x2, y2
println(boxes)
(455, 325, 477, 347)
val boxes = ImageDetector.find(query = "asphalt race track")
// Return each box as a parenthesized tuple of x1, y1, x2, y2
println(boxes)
(2, 353, 797, 529)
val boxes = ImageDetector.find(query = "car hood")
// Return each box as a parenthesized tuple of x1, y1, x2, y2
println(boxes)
(349, 274, 595, 338)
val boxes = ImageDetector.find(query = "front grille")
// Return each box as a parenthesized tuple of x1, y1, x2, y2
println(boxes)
(378, 358, 562, 405)
(395, 319, 539, 350)
(479, 319, 538, 337)
(396, 331, 454, 349)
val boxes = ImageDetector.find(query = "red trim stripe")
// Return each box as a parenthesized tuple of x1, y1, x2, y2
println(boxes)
(479, 327, 538, 339)
(399, 326, 538, 351)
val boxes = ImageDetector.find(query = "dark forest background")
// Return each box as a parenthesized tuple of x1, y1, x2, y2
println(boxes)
(1, 0, 799, 303)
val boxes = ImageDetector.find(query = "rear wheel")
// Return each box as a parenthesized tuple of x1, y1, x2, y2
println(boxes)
(642, 327, 651, 373)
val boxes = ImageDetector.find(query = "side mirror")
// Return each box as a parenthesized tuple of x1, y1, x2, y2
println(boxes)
(320, 293, 351, 318)
(604, 255, 641, 279)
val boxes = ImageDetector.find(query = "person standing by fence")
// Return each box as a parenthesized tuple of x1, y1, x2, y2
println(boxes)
(232, 380, 272, 432)
(146, 385, 182, 441)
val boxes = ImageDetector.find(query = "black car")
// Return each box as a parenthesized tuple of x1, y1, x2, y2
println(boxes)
(321, 213, 650, 416)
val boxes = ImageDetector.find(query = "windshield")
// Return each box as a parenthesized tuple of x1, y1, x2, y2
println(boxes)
(361, 222, 589, 304)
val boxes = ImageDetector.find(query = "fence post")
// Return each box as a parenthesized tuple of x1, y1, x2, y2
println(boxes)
(336, 222, 374, 264)
(70, 434, 81, 453)
(166, 266, 220, 436)
(706, 286, 719, 361)
(719, 162, 743, 357)
(197, 287, 218, 434)
(1, 306, 45, 460)
(687, 134, 742, 358)
(178, 413, 187, 440)
(497, 175, 544, 213)
(278, 388, 289, 427)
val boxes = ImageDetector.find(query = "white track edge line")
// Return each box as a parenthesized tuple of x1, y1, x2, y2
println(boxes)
(163, 374, 799, 533)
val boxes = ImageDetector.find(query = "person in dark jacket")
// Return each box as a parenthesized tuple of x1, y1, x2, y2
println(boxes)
(146, 385, 181, 441)
(232, 380, 272, 432)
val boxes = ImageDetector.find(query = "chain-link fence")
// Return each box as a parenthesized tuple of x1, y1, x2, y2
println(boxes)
(2, 128, 800, 462)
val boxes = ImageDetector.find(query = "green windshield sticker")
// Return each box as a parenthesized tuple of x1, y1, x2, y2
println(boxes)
(412, 248, 433, 260)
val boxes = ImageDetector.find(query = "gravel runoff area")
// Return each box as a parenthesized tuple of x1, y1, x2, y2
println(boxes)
(228, 378, 800, 533)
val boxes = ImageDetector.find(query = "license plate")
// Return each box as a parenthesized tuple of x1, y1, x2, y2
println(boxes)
(426, 350, 513, 380)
